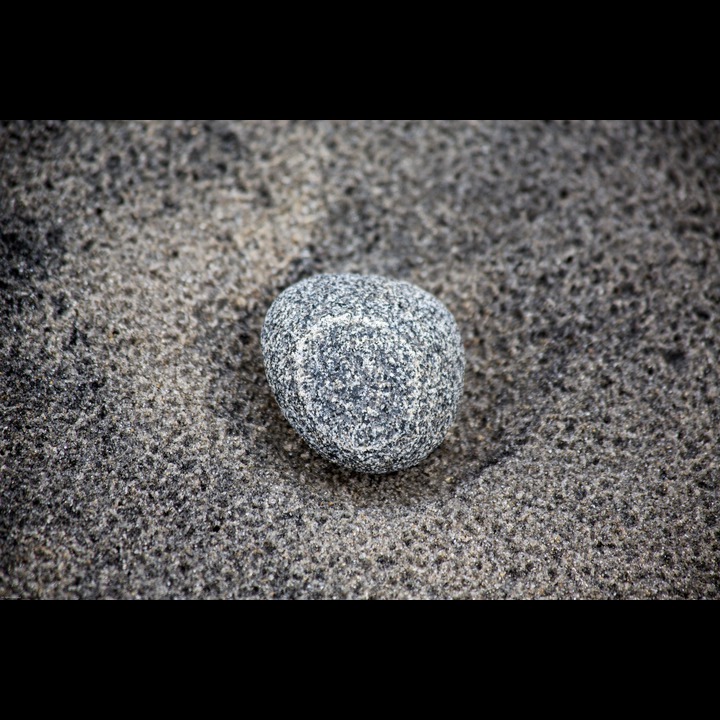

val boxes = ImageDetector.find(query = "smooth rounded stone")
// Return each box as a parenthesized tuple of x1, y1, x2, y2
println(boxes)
(261, 274, 465, 473)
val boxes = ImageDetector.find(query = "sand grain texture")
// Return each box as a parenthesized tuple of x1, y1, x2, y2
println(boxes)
(1, 120, 718, 599)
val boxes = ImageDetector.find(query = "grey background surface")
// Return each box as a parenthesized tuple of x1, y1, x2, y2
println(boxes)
(1, 119, 718, 599)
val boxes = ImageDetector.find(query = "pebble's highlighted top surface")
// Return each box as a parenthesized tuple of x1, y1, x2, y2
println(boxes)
(261, 274, 465, 473)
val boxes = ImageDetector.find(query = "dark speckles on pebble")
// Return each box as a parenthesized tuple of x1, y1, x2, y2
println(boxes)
(261, 274, 465, 473)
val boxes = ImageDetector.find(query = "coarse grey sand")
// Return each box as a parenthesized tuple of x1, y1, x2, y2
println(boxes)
(1, 120, 718, 599)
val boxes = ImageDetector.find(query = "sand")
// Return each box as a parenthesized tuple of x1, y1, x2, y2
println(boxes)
(1, 119, 718, 599)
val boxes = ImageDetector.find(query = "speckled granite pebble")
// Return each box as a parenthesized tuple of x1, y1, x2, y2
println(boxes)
(261, 274, 465, 473)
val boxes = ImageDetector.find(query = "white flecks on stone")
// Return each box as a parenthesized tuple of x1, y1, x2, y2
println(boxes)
(261, 274, 465, 473)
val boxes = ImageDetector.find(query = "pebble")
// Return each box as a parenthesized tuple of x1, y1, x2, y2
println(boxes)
(261, 274, 465, 473)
